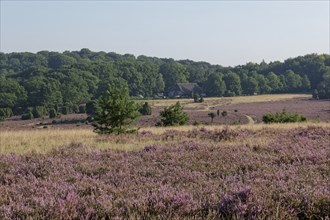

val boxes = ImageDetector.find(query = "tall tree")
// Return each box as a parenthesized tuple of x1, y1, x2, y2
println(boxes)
(204, 73, 226, 97)
(284, 70, 302, 92)
(241, 75, 258, 95)
(0, 78, 27, 108)
(301, 74, 311, 91)
(160, 61, 189, 93)
(266, 72, 283, 93)
(223, 71, 242, 96)
(317, 70, 330, 99)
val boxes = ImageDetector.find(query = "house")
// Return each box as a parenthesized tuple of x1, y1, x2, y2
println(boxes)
(167, 83, 203, 98)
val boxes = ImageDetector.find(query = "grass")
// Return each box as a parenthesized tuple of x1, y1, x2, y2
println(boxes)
(1, 121, 329, 154)
(0, 129, 97, 154)
(144, 94, 311, 111)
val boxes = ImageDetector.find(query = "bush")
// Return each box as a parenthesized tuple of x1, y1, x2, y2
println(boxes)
(192, 121, 200, 126)
(225, 91, 236, 97)
(221, 111, 228, 117)
(193, 93, 199, 102)
(32, 106, 46, 118)
(22, 112, 33, 120)
(139, 102, 152, 115)
(193, 93, 204, 103)
(155, 121, 163, 127)
(160, 102, 189, 126)
(0, 108, 13, 119)
(49, 109, 57, 119)
(79, 105, 86, 114)
(262, 111, 307, 123)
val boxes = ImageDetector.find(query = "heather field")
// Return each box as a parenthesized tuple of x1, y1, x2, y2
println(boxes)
(0, 124, 329, 219)
(0, 94, 329, 219)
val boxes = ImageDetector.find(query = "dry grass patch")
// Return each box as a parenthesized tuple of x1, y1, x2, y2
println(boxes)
(227, 94, 311, 104)
(1, 121, 329, 154)
(144, 94, 310, 110)
(0, 129, 163, 154)
(0, 129, 97, 154)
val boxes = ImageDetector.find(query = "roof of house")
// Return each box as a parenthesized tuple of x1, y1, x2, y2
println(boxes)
(176, 83, 201, 93)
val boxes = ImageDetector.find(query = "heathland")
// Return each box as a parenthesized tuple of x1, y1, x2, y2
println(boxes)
(0, 50, 329, 219)
(0, 94, 329, 218)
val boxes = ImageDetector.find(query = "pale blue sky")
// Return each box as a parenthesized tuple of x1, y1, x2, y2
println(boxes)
(1, 1, 329, 66)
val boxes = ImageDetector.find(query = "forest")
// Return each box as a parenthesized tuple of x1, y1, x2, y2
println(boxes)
(0, 49, 329, 119)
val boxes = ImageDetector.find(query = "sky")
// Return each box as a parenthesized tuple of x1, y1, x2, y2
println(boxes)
(0, 1, 329, 66)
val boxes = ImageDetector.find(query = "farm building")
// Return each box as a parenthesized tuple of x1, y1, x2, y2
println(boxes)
(167, 83, 203, 98)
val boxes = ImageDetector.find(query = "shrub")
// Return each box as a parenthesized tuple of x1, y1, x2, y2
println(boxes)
(21, 112, 33, 120)
(221, 111, 228, 117)
(155, 121, 163, 127)
(225, 91, 236, 97)
(160, 102, 189, 126)
(49, 109, 57, 119)
(79, 105, 86, 114)
(193, 93, 204, 103)
(262, 111, 307, 123)
(192, 121, 200, 126)
(139, 102, 152, 115)
(0, 108, 13, 119)
(193, 93, 199, 103)
(32, 106, 46, 118)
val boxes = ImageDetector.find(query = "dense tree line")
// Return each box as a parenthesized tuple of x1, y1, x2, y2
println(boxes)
(0, 49, 329, 118)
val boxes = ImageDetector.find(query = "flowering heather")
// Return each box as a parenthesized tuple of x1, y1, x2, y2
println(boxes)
(0, 126, 329, 219)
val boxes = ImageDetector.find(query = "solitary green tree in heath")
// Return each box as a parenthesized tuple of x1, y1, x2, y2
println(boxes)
(160, 102, 189, 126)
(92, 85, 140, 134)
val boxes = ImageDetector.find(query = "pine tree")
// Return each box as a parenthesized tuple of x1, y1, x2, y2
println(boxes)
(159, 102, 189, 126)
(92, 86, 140, 134)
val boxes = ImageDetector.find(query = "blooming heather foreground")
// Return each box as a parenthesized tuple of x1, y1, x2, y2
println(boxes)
(0, 126, 329, 219)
